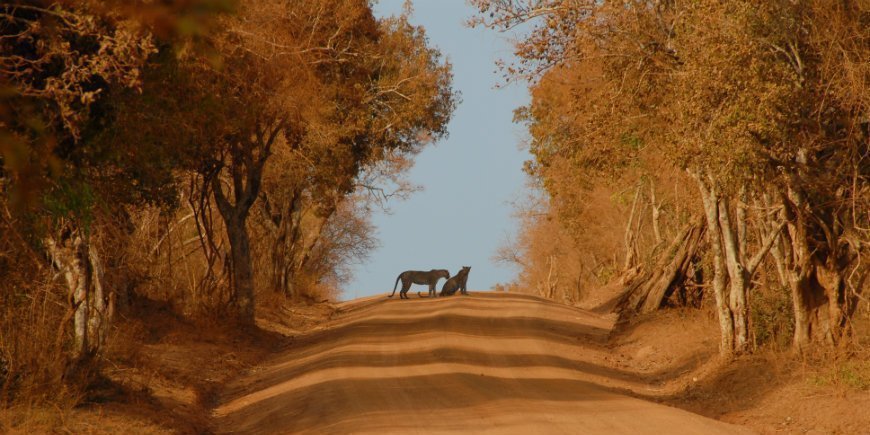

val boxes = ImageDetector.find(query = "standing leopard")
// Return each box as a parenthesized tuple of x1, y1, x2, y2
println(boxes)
(388, 269, 450, 299)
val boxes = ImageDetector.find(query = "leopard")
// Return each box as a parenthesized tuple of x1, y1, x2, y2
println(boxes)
(388, 269, 450, 299)
(439, 266, 471, 297)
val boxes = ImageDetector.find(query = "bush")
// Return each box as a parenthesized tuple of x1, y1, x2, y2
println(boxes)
(751, 284, 794, 350)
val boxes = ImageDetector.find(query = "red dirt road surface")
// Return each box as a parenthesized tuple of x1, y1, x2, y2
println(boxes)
(214, 292, 751, 434)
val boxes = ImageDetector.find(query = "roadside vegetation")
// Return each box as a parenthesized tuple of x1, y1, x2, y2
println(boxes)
(1, 0, 455, 429)
(475, 1, 869, 430)
(475, 0, 868, 356)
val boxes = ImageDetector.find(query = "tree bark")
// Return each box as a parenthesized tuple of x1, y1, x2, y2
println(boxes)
(718, 197, 750, 353)
(762, 193, 789, 288)
(694, 173, 735, 356)
(615, 216, 705, 319)
(88, 244, 109, 348)
(225, 214, 255, 322)
(694, 174, 784, 355)
(623, 186, 642, 271)
(208, 120, 281, 324)
(650, 182, 663, 246)
(46, 229, 90, 359)
(781, 185, 816, 351)
(214, 178, 258, 324)
(263, 190, 336, 299)
(262, 189, 302, 297)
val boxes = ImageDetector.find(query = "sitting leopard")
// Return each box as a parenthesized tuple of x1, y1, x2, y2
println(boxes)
(440, 266, 471, 297)
(389, 269, 450, 299)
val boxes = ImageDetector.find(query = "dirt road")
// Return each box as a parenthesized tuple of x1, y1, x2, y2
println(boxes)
(214, 292, 750, 434)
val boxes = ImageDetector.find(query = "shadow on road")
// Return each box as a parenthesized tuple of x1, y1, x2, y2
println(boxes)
(218, 373, 620, 433)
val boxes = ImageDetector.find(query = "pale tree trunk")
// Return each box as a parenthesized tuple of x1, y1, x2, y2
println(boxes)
(88, 244, 110, 348)
(650, 182, 663, 246)
(765, 144, 864, 353)
(623, 186, 642, 271)
(816, 260, 844, 344)
(810, 214, 857, 346)
(718, 196, 782, 353)
(46, 229, 90, 359)
(736, 187, 748, 265)
(762, 193, 789, 288)
(763, 191, 810, 348)
(261, 189, 302, 297)
(546, 255, 558, 299)
(294, 212, 330, 274)
(270, 222, 288, 294)
(695, 174, 783, 355)
(718, 197, 753, 353)
(71, 236, 89, 358)
(693, 174, 734, 355)
(775, 181, 852, 352)
(46, 226, 114, 359)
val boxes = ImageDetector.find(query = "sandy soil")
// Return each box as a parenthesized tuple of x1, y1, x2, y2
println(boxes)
(213, 292, 751, 434)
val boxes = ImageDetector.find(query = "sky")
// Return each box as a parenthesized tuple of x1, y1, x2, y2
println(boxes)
(343, 0, 531, 299)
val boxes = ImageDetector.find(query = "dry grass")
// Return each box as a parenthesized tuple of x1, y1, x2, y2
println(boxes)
(1, 194, 343, 432)
(0, 293, 334, 433)
(0, 212, 87, 413)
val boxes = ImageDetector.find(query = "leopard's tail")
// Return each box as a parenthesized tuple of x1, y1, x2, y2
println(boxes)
(388, 274, 401, 298)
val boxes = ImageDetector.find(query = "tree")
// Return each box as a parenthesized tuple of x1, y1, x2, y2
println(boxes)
(255, 9, 456, 299)
(472, 0, 869, 356)
(162, 0, 455, 322)
(1, 0, 158, 359)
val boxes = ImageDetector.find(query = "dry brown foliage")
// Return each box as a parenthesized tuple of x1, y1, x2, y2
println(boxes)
(474, 0, 869, 355)
(1, 0, 455, 416)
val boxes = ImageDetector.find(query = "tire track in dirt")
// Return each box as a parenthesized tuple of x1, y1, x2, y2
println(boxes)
(214, 292, 752, 434)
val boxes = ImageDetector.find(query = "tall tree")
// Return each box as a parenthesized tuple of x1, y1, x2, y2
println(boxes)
(256, 10, 456, 298)
(171, 0, 455, 322)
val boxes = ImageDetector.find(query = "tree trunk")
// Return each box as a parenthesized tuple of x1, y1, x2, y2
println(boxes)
(694, 174, 735, 356)
(694, 175, 784, 355)
(718, 197, 750, 353)
(46, 229, 91, 359)
(615, 216, 705, 319)
(209, 133, 277, 322)
(763, 193, 790, 288)
(650, 181, 663, 246)
(272, 225, 289, 294)
(226, 215, 255, 323)
(295, 212, 330, 274)
(71, 235, 90, 358)
(213, 180, 258, 325)
(781, 185, 817, 351)
(263, 189, 302, 297)
(88, 244, 109, 348)
(816, 260, 845, 344)
(208, 119, 281, 324)
(623, 186, 642, 271)
(789, 272, 814, 351)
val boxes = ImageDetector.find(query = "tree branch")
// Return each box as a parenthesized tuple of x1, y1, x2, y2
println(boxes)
(748, 220, 786, 275)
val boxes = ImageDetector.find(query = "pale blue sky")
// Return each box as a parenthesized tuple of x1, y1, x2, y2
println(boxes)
(344, 1, 531, 299)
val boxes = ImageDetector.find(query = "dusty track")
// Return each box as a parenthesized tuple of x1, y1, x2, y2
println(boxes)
(214, 292, 750, 434)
